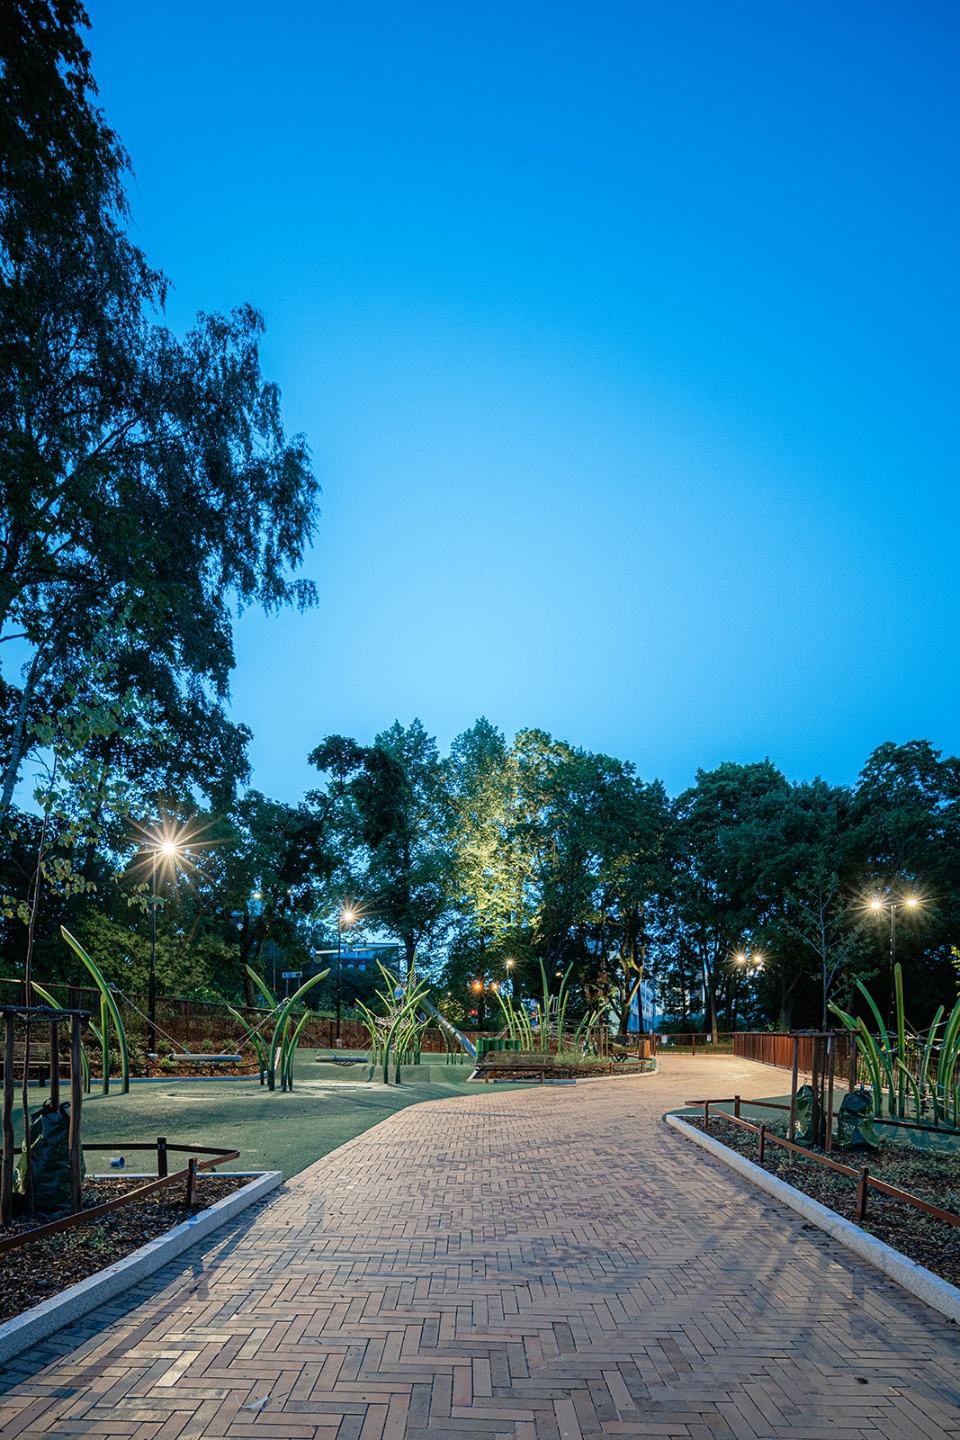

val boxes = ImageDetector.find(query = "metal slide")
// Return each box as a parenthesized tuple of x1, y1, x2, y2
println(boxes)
(417, 993, 477, 1059)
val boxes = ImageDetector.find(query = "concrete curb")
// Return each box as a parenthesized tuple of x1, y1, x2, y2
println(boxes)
(0, 1170, 283, 1367)
(665, 1113, 960, 1326)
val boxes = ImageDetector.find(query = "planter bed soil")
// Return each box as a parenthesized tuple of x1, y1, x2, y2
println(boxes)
(690, 1114, 960, 1289)
(0, 1174, 249, 1324)
(92, 1057, 260, 1081)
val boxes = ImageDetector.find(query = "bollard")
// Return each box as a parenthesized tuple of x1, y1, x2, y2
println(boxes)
(186, 1157, 198, 1207)
(157, 1136, 168, 1178)
(856, 1166, 869, 1223)
(758, 1124, 766, 1164)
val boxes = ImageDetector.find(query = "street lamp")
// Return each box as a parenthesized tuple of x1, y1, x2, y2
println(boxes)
(732, 949, 764, 1031)
(145, 827, 189, 1053)
(336, 905, 356, 1044)
(869, 893, 921, 1025)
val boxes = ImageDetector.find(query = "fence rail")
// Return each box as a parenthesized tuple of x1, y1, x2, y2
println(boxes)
(0, 1136, 240, 1251)
(692, 1102, 960, 1229)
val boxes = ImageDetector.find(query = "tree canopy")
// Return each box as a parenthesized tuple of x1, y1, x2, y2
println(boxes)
(0, 0, 319, 814)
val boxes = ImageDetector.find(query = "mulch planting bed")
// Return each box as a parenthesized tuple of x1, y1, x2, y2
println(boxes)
(0, 1174, 250, 1324)
(92, 1057, 261, 1080)
(687, 1114, 960, 1289)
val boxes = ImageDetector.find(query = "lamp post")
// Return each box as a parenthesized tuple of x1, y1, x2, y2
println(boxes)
(336, 906, 355, 1044)
(870, 893, 920, 1026)
(471, 977, 498, 1029)
(147, 833, 185, 1054)
(732, 949, 765, 1031)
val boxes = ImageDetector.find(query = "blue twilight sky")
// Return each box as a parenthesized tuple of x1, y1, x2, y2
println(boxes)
(85, 0, 960, 802)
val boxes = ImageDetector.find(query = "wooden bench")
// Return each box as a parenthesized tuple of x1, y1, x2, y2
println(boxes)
(474, 1052, 576, 1084)
(0, 1043, 53, 1086)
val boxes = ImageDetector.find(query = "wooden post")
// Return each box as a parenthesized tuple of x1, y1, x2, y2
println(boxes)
(811, 1035, 822, 1147)
(185, 1157, 197, 1206)
(20, 1017, 33, 1216)
(789, 1035, 799, 1141)
(2, 1014, 15, 1227)
(157, 1136, 168, 1178)
(703, 1101, 710, 1131)
(69, 1015, 83, 1213)
(48, 1018, 60, 1111)
(734, 1094, 741, 1118)
(758, 1123, 766, 1164)
(856, 1165, 869, 1222)
(825, 1034, 836, 1154)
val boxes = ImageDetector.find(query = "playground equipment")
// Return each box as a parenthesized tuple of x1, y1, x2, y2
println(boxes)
(418, 993, 476, 1059)
(232, 965, 330, 1091)
(61, 928, 130, 1093)
(353, 959, 482, 1081)
(54, 930, 328, 1093)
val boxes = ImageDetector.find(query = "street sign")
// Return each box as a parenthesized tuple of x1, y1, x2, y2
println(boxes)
(281, 970, 302, 979)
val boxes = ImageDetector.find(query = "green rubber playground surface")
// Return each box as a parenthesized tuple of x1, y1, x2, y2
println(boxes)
(11, 1051, 490, 1180)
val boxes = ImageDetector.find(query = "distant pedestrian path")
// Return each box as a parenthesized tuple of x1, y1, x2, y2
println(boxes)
(2, 1055, 960, 1437)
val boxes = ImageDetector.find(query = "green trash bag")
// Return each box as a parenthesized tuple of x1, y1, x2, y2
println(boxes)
(14, 1101, 82, 1216)
(836, 1088, 880, 1153)
(793, 1083, 826, 1147)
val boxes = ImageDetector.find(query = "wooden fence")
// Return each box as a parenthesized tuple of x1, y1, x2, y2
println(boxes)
(735, 1030, 857, 1074)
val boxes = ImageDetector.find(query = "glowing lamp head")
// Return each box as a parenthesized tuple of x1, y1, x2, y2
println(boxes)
(870, 897, 884, 911)
(734, 952, 747, 965)
(160, 840, 178, 857)
(341, 907, 355, 923)
(904, 896, 920, 909)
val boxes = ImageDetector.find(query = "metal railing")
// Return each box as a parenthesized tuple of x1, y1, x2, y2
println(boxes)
(653, 1032, 736, 1054)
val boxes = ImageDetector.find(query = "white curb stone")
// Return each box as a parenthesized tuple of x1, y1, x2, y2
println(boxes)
(666, 1113, 960, 1326)
(0, 1170, 282, 1367)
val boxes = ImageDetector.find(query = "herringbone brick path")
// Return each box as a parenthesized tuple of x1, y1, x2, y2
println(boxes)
(2, 1055, 960, 1438)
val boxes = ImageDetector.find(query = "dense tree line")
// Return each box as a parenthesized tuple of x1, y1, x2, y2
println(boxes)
(302, 724, 960, 1034)
(5, 710, 960, 1035)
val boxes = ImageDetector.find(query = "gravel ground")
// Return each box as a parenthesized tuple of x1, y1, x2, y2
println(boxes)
(688, 1113, 960, 1288)
(0, 1174, 250, 1325)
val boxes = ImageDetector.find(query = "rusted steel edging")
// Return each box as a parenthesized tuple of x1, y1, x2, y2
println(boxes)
(0, 1151, 240, 1255)
(690, 1105, 960, 1228)
(665, 1114, 960, 1326)
(686, 1097, 791, 1112)
(0, 1170, 282, 1368)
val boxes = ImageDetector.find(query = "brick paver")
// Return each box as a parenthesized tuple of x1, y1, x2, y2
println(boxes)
(2, 1055, 960, 1438)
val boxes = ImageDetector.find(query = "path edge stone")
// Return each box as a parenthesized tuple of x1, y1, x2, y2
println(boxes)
(0, 1170, 282, 1367)
(666, 1113, 960, 1327)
